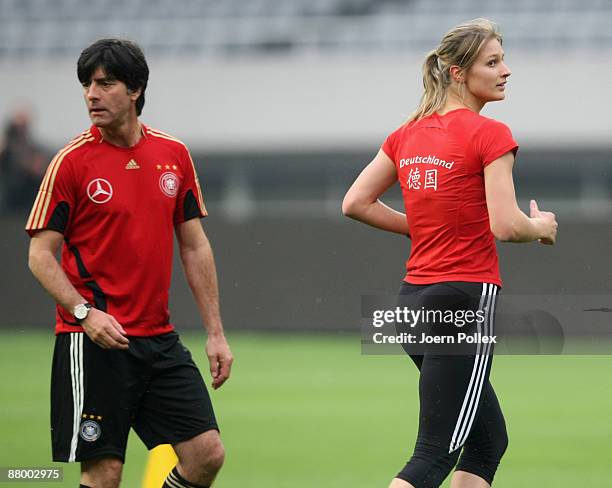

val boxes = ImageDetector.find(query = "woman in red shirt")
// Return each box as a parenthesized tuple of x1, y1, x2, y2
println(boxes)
(343, 18, 557, 488)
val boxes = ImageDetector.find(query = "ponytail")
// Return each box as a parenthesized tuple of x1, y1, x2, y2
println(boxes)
(409, 50, 451, 122)
(407, 18, 502, 123)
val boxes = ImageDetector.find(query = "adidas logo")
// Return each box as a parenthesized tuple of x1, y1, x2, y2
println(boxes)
(125, 159, 140, 170)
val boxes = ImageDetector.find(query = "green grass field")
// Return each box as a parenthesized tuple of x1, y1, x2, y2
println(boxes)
(2, 330, 611, 487)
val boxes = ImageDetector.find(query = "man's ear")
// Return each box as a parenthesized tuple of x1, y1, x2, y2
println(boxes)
(128, 87, 142, 102)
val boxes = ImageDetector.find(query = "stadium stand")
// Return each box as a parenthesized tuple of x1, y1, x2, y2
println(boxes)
(1, 0, 611, 58)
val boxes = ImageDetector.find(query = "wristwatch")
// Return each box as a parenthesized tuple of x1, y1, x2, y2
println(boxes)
(73, 303, 93, 323)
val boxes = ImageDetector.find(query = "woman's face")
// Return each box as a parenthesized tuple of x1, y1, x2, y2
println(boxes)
(465, 38, 511, 104)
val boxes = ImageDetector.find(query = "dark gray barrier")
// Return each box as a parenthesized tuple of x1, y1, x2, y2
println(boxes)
(2, 214, 611, 331)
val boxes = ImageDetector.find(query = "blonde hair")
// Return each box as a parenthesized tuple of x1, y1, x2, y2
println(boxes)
(408, 18, 503, 122)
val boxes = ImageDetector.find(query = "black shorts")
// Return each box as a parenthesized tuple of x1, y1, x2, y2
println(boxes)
(51, 331, 218, 463)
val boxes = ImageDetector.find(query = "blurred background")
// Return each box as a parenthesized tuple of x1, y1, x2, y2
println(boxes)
(1, 0, 611, 330)
(1, 1, 611, 487)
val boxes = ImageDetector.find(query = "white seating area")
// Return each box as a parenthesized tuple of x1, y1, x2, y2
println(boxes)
(1, 0, 610, 58)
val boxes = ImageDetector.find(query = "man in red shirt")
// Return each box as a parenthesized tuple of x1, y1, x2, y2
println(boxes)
(27, 38, 232, 488)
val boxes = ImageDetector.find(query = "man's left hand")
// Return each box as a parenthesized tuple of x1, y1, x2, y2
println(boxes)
(206, 334, 234, 390)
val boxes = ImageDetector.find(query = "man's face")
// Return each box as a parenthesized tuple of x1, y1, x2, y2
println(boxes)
(465, 38, 511, 104)
(82, 67, 141, 128)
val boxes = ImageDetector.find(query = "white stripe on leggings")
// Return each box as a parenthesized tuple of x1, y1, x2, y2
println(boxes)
(455, 284, 498, 449)
(449, 283, 497, 453)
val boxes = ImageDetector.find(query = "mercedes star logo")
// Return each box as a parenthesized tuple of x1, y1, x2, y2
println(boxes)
(87, 178, 113, 204)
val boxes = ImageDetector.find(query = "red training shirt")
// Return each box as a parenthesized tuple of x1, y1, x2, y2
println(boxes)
(26, 124, 207, 336)
(382, 108, 518, 287)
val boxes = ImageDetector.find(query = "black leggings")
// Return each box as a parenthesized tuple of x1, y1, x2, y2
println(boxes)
(396, 281, 507, 488)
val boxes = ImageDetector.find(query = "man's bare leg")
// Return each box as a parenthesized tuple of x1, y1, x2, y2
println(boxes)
(80, 457, 123, 488)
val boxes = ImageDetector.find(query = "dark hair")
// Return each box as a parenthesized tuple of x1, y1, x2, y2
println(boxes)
(77, 38, 149, 116)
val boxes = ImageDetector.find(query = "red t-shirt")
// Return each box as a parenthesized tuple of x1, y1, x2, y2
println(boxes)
(25, 124, 207, 336)
(382, 108, 518, 287)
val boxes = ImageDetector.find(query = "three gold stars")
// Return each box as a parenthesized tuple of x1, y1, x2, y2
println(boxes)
(81, 414, 103, 420)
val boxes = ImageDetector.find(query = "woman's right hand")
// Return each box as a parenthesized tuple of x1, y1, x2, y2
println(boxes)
(530, 199, 558, 245)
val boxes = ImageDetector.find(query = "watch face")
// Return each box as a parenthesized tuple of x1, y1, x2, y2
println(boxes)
(74, 304, 88, 320)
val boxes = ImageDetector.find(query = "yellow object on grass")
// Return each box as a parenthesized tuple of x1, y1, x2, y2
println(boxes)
(142, 444, 177, 488)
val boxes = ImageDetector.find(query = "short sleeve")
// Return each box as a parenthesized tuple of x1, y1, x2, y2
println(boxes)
(474, 119, 519, 168)
(381, 129, 399, 164)
(25, 152, 76, 237)
(174, 146, 208, 225)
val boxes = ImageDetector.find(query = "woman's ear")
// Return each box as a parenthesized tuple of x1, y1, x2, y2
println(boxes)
(449, 65, 464, 84)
